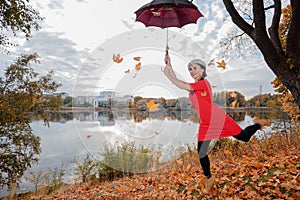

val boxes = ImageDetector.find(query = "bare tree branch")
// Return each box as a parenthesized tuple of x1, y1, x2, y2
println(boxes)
(222, 0, 254, 36)
(264, 5, 274, 10)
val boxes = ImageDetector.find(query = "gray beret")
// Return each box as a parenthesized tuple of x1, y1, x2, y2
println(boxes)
(187, 59, 206, 69)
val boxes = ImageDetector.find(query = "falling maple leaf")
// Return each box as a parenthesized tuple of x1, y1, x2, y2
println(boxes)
(208, 58, 215, 66)
(134, 56, 141, 61)
(216, 60, 226, 69)
(135, 62, 141, 71)
(86, 134, 93, 139)
(146, 100, 159, 112)
(113, 53, 123, 63)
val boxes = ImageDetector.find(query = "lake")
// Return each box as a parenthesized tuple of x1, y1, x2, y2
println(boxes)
(0, 108, 288, 197)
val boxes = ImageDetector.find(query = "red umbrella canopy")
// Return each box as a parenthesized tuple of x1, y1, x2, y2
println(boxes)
(135, 0, 203, 28)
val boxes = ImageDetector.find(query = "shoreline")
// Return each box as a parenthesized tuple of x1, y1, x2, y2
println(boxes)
(60, 106, 274, 112)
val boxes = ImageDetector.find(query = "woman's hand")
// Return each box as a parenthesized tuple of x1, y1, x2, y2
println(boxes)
(163, 54, 191, 91)
(163, 65, 172, 78)
(165, 54, 171, 66)
(163, 54, 173, 78)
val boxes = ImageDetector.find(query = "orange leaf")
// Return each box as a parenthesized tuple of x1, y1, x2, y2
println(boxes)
(146, 100, 159, 112)
(135, 62, 141, 71)
(134, 56, 141, 61)
(216, 60, 226, 69)
(134, 117, 139, 123)
(224, 150, 233, 156)
(117, 187, 125, 192)
(113, 53, 123, 63)
(207, 58, 215, 66)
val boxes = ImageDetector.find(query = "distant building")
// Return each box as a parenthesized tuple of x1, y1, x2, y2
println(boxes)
(94, 91, 116, 107)
(94, 91, 134, 108)
(74, 96, 88, 106)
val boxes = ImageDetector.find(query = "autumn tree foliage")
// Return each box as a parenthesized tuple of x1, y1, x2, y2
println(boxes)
(0, 54, 62, 197)
(0, 0, 42, 50)
(271, 5, 300, 122)
(0, 1, 60, 197)
(222, 0, 300, 108)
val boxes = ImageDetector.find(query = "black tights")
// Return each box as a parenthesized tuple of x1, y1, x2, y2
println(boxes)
(197, 123, 261, 178)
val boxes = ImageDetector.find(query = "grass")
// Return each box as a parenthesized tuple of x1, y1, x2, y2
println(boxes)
(8, 125, 300, 199)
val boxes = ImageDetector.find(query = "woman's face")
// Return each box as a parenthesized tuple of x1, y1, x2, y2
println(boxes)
(188, 63, 204, 81)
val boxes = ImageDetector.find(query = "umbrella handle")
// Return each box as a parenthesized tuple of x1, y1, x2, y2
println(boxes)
(165, 46, 169, 64)
(162, 46, 169, 71)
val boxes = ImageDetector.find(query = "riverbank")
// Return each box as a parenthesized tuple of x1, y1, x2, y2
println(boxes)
(15, 128, 300, 200)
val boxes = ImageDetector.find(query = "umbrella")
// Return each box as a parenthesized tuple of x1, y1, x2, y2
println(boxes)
(135, 0, 203, 55)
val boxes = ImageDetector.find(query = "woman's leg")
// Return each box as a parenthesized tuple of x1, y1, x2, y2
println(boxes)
(233, 123, 261, 142)
(198, 140, 215, 192)
(198, 140, 212, 178)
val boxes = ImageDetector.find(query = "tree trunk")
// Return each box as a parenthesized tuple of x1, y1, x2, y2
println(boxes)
(8, 182, 17, 200)
(223, 0, 300, 108)
(275, 60, 300, 107)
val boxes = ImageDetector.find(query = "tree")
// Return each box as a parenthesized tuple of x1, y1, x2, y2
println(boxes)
(222, 0, 300, 108)
(271, 5, 300, 122)
(0, 54, 62, 197)
(0, 0, 42, 50)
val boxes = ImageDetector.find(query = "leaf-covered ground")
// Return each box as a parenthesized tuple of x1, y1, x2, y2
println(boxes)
(30, 133, 300, 200)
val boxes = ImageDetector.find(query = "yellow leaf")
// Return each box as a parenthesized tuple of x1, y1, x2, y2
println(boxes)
(200, 91, 207, 97)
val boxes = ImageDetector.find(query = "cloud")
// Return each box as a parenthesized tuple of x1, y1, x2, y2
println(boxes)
(19, 31, 90, 94)
(74, 0, 87, 3)
(1, 0, 278, 98)
(47, 0, 64, 10)
(219, 59, 276, 98)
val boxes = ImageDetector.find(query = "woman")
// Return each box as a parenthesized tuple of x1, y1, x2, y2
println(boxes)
(163, 55, 270, 192)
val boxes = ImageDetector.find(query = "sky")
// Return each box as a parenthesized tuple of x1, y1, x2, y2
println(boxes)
(1, 0, 277, 99)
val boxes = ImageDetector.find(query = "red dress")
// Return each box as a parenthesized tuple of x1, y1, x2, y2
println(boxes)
(189, 79, 242, 141)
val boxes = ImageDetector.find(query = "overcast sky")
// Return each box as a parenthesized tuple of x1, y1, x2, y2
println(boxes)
(1, 0, 277, 99)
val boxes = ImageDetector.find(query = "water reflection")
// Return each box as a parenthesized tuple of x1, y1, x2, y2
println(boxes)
(0, 109, 289, 197)
(46, 108, 287, 125)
